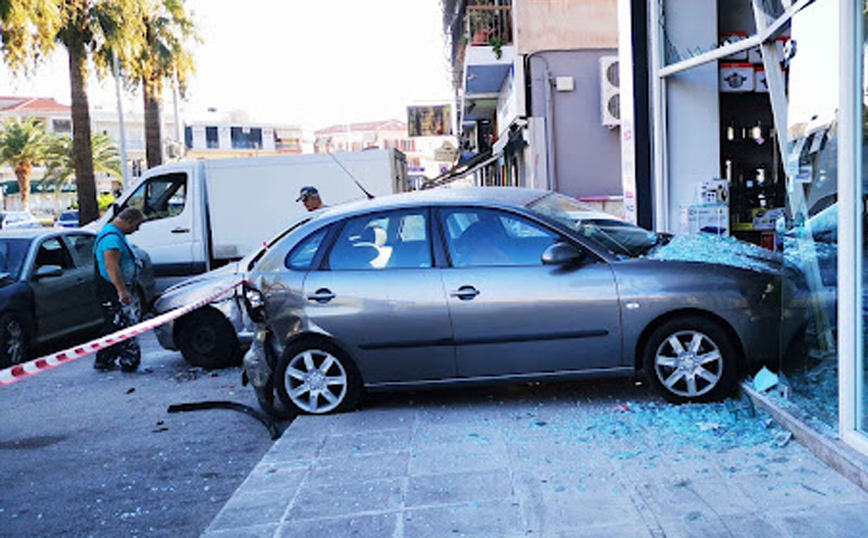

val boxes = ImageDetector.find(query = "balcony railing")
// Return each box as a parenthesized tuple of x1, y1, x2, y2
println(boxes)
(466, 4, 512, 48)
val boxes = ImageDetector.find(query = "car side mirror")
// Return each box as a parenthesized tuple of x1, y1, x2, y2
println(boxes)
(541, 242, 585, 266)
(34, 265, 64, 279)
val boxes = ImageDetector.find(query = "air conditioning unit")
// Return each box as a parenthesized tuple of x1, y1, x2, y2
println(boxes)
(600, 56, 620, 128)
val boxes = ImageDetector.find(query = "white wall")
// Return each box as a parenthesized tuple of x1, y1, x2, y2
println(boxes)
(662, 0, 720, 232)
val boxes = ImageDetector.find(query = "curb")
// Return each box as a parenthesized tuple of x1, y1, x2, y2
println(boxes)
(741, 380, 868, 493)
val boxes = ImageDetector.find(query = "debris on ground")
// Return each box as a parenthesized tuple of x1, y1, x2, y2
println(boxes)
(753, 367, 779, 393)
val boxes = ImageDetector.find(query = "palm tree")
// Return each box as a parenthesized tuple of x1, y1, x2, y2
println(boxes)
(41, 132, 122, 190)
(133, 0, 199, 169)
(0, 118, 51, 212)
(1, 0, 145, 225)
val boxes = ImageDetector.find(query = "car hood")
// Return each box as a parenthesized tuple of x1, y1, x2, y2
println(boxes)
(162, 261, 241, 295)
(155, 262, 243, 313)
(646, 234, 782, 275)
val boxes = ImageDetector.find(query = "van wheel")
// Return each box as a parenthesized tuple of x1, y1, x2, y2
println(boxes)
(177, 308, 240, 369)
(275, 339, 363, 415)
(643, 317, 737, 403)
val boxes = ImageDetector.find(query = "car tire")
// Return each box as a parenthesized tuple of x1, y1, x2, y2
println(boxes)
(275, 338, 363, 415)
(642, 316, 738, 403)
(0, 314, 28, 368)
(177, 308, 241, 369)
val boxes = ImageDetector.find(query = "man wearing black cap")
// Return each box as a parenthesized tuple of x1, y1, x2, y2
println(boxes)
(297, 186, 325, 212)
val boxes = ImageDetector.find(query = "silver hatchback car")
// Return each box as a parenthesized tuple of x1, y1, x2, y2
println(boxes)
(242, 188, 788, 415)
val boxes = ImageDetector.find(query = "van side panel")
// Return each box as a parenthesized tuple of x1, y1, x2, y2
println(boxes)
(204, 150, 400, 262)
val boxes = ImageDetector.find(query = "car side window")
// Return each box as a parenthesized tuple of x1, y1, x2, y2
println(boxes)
(33, 238, 75, 273)
(124, 172, 187, 222)
(286, 228, 328, 271)
(328, 210, 432, 271)
(441, 208, 560, 267)
(65, 234, 97, 267)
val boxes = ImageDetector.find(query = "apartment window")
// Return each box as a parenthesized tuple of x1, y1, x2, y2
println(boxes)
(184, 126, 193, 149)
(206, 127, 219, 149)
(52, 119, 71, 134)
(231, 127, 263, 149)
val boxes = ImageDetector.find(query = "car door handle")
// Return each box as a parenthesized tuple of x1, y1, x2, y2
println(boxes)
(307, 289, 335, 304)
(171, 227, 190, 234)
(450, 286, 480, 301)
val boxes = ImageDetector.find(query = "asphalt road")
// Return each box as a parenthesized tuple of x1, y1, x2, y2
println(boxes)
(0, 330, 292, 538)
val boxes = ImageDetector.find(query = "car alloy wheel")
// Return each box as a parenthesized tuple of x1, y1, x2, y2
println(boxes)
(275, 340, 362, 414)
(643, 317, 737, 403)
(653, 329, 723, 398)
(0, 315, 26, 367)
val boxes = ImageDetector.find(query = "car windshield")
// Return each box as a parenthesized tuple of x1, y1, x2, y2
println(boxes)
(0, 238, 33, 279)
(526, 192, 661, 258)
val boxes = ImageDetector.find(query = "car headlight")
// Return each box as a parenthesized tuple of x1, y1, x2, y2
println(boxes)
(243, 283, 267, 323)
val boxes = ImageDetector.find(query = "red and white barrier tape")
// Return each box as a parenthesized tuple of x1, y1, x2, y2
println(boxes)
(0, 279, 244, 387)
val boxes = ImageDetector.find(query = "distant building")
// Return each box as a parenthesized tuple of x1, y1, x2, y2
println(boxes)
(314, 120, 458, 190)
(0, 96, 137, 214)
(183, 122, 304, 158)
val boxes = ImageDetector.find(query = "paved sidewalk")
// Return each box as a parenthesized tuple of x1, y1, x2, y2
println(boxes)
(202, 380, 868, 537)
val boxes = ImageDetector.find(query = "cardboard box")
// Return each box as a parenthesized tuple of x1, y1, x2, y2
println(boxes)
(680, 204, 730, 236)
(695, 179, 730, 205)
(752, 207, 786, 231)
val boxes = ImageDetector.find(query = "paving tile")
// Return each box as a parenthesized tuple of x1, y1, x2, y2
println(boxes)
(201, 523, 279, 538)
(283, 415, 336, 439)
(412, 421, 507, 446)
(656, 511, 782, 538)
(409, 442, 509, 476)
(406, 468, 514, 507)
(310, 450, 410, 483)
(208, 488, 297, 530)
(513, 473, 643, 533)
(552, 524, 655, 538)
(402, 499, 526, 538)
(259, 434, 325, 465)
(324, 408, 416, 434)
(287, 477, 405, 520)
(769, 502, 868, 538)
(731, 471, 868, 512)
(276, 512, 398, 537)
(632, 477, 758, 520)
(319, 428, 413, 457)
(240, 466, 307, 494)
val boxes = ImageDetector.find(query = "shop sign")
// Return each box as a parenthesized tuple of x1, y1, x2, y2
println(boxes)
(720, 63, 755, 92)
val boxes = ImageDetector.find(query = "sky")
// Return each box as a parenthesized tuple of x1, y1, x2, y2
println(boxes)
(0, 0, 455, 132)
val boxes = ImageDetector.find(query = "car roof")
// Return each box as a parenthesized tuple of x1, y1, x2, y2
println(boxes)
(0, 228, 93, 239)
(317, 186, 552, 219)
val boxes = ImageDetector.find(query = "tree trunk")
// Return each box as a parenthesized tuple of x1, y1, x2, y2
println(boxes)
(14, 160, 32, 212)
(144, 74, 163, 169)
(66, 29, 99, 226)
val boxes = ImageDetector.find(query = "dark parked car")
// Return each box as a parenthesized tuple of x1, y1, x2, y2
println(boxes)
(241, 187, 788, 415)
(0, 228, 155, 367)
(54, 210, 80, 228)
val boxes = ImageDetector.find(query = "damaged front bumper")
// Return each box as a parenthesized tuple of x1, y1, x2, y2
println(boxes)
(243, 327, 275, 412)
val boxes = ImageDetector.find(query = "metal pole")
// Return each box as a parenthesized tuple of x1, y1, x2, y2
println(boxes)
(112, 50, 131, 190)
(173, 74, 184, 159)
